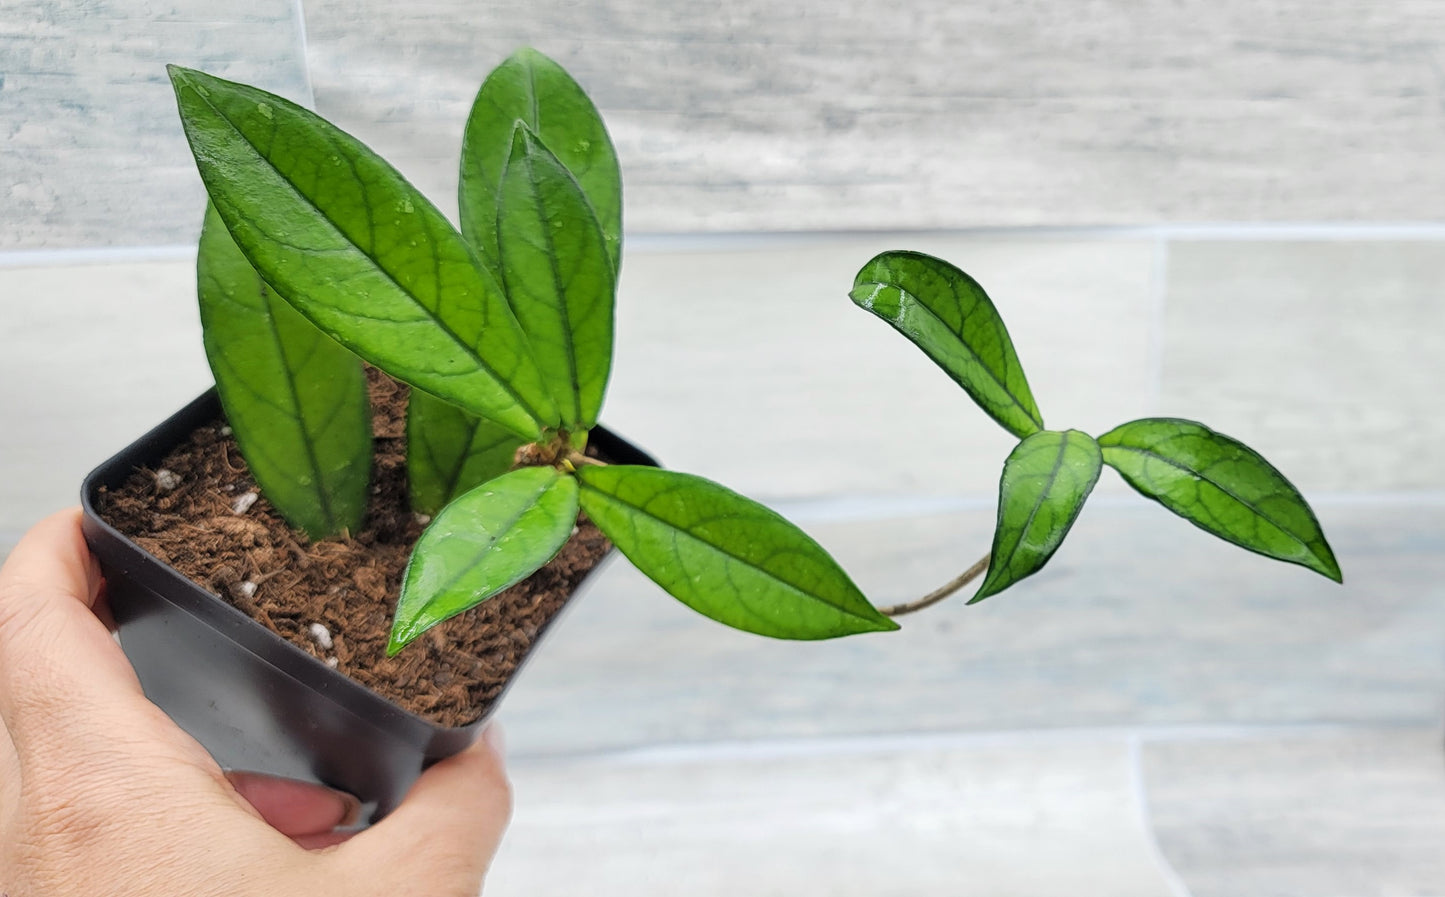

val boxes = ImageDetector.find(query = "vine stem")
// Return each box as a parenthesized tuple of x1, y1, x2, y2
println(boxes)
(878, 552, 991, 617)
(564, 451, 607, 469)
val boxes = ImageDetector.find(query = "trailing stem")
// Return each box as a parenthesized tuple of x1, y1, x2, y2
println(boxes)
(878, 552, 991, 617)
(562, 450, 606, 470)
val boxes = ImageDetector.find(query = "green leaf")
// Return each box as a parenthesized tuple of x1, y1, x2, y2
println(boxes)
(168, 65, 558, 442)
(389, 466, 579, 654)
(497, 125, 616, 429)
(576, 466, 897, 639)
(972, 429, 1102, 603)
(407, 389, 525, 516)
(197, 204, 371, 540)
(1098, 418, 1342, 582)
(851, 251, 1043, 438)
(460, 47, 623, 272)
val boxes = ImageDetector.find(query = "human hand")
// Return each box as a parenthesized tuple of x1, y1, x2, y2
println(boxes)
(0, 509, 511, 896)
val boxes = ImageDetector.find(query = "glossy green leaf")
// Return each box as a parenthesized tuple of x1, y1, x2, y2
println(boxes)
(168, 65, 558, 442)
(407, 389, 525, 516)
(460, 47, 623, 272)
(576, 466, 897, 639)
(972, 429, 1102, 603)
(851, 251, 1043, 438)
(497, 126, 615, 429)
(389, 466, 579, 654)
(1099, 418, 1342, 582)
(197, 204, 371, 540)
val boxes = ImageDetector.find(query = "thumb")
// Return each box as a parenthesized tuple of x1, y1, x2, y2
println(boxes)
(0, 510, 149, 757)
(339, 724, 511, 891)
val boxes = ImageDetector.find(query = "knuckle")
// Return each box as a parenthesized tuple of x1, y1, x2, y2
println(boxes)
(415, 846, 489, 896)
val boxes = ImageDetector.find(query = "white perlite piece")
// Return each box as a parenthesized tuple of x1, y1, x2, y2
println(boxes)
(232, 491, 258, 515)
(237, 581, 257, 599)
(308, 622, 334, 650)
(414, 513, 432, 525)
(154, 469, 181, 491)
(219, 426, 233, 436)
(325, 657, 338, 669)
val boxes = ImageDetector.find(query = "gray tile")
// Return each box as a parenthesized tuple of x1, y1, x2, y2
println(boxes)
(0, 0, 309, 249)
(0, 235, 1154, 521)
(606, 235, 1155, 500)
(490, 734, 1174, 897)
(1161, 241, 1445, 492)
(0, 260, 213, 532)
(301, 0, 1445, 231)
(496, 499, 1445, 757)
(1143, 729, 1445, 896)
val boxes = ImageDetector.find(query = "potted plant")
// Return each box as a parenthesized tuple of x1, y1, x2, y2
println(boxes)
(81, 48, 1341, 823)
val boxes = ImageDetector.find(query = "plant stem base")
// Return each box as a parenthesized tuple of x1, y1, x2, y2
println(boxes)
(96, 373, 610, 727)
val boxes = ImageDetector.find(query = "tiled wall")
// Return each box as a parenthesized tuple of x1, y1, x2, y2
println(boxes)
(6, 1, 1445, 251)
(4, 1, 1444, 535)
(4, 5, 1445, 893)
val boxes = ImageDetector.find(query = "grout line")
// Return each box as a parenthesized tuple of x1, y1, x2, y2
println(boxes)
(292, 0, 316, 107)
(507, 721, 1399, 767)
(0, 245, 196, 269)
(1129, 734, 1197, 897)
(621, 222, 1445, 253)
(763, 488, 1445, 523)
(7, 221, 1445, 267)
(1145, 236, 1170, 415)
(764, 493, 996, 522)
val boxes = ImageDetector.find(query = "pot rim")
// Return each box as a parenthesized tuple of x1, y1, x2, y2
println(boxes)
(81, 388, 652, 743)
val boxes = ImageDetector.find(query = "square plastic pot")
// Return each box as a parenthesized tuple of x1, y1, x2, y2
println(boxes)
(80, 389, 656, 821)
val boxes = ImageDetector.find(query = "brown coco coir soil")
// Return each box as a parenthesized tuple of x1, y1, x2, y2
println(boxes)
(98, 371, 611, 727)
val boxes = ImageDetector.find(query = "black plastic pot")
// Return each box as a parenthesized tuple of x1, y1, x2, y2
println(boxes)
(80, 389, 655, 822)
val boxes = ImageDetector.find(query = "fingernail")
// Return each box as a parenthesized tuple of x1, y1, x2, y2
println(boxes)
(482, 721, 506, 761)
(333, 789, 363, 827)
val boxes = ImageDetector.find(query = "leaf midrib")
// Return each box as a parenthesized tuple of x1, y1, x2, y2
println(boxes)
(263, 288, 339, 533)
(580, 480, 880, 626)
(520, 142, 583, 425)
(1102, 441, 1310, 547)
(184, 74, 548, 435)
(993, 434, 1072, 578)
(423, 474, 565, 606)
(861, 277, 1040, 428)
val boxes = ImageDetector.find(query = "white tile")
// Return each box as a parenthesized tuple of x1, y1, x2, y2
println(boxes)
(1143, 729, 1445, 896)
(1, 0, 310, 249)
(0, 260, 212, 531)
(497, 500, 1445, 756)
(301, 0, 1445, 231)
(606, 236, 1155, 500)
(489, 734, 1174, 897)
(1161, 241, 1445, 492)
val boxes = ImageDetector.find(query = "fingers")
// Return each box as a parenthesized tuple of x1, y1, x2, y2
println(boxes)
(225, 772, 362, 838)
(0, 509, 104, 611)
(339, 725, 511, 889)
(293, 829, 356, 850)
(0, 509, 147, 756)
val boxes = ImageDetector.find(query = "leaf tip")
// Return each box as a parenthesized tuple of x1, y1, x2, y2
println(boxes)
(508, 45, 548, 66)
(1313, 547, 1344, 584)
(966, 580, 1003, 605)
(867, 612, 902, 633)
(166, 63, 195, 91)
(384, 630, 410, 657)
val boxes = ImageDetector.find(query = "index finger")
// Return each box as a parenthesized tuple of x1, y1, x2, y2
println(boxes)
(0, 509, 148, 752)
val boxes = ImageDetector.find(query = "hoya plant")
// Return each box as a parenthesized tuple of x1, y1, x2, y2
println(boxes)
(849, 251, 1341, 615)
(172, 49, 899, 656)
(172, 48, 1339, 661)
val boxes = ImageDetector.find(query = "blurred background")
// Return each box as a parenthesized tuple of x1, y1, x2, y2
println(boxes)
(3, 1, 1444, 893)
